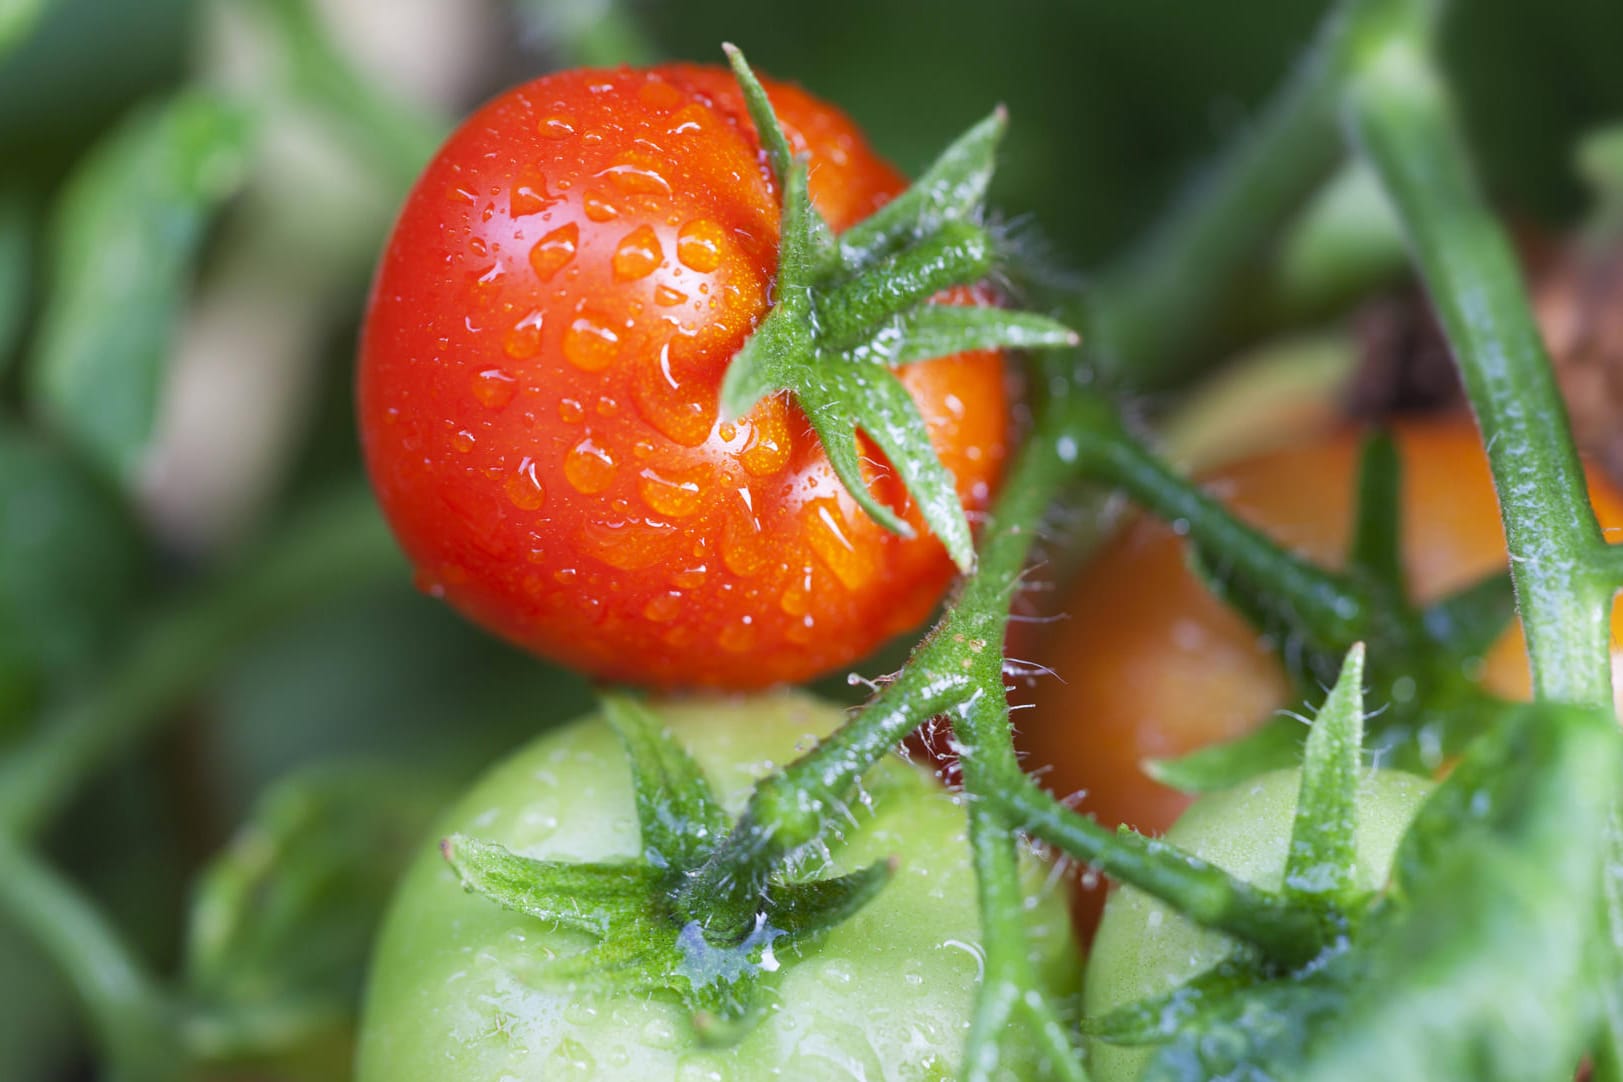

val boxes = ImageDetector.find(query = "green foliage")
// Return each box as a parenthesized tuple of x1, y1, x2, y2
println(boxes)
(28, 91, 251, 484)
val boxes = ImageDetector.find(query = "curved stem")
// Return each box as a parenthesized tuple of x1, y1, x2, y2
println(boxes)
(0, 489, 402, 838)
(0, 835, 182, 1082)
(992, 776, 1324, 967)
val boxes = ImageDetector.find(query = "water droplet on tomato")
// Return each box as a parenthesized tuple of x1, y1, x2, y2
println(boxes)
(805, 498, 877, 589)
(637, 77, 684, 111)
(510, 179, 560, 218)
(631, 341, 715, 446)
(538, 114, 577, 138)
(718, 618, 756, 654)
(677, 219, 726, 272)
(505, 457, 546, 510)
(654, 283, 688, 307)
(529, 222, 578, 280)
(565, 437, 618, 493)
(601, 160, 672, 196)
(643, 592, 682, 622)
(553, 567, 577, 585)
(672, 564, 707, 589)
(471, 367, 518, 409)
(503, 310, 545, 359)
(612, 225, 664, 280)
(558, 398, 585, 424)
(563, 316, 620, 371)
(637, 464, 708, 518)
(667, 103, 708, 136)
(583, 190, 618, 222)
(452, 429, 476, 453)
(739, 396, 792, 476)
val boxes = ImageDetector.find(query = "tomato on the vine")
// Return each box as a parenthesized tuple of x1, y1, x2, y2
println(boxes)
(358, 65, 1010, 690)
(1083, 766, 1433, 1082)
(357, 692, 1081, 1081)
(1018, 414, 1623, 897)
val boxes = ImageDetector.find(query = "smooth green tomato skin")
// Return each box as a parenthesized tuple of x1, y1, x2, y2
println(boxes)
(1083, 767, 1433, 1082)
(357, 692, 1081, 1081)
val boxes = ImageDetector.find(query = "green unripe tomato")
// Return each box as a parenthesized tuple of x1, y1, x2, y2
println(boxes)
(1083, 767, 1432, 1082)
(358, 691, 1082, 1080)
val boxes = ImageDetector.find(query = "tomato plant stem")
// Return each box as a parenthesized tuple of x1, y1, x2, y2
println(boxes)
(0, 490, 402, 838)
(1347, 34, 1613, 709)
(0, 834, 181, 1082)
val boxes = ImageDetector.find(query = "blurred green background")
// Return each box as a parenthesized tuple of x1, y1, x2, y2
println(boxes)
(1, 0, 1620, 1078)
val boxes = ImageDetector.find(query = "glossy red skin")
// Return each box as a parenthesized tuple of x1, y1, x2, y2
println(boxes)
(359, 65, 1009, 688)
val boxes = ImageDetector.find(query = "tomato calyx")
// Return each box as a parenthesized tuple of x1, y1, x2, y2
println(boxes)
(439, 693, 898, 1042)
(717, 46, 1078, 573)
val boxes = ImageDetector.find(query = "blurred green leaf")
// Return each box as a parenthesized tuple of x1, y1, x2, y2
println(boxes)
(0, 190, 29, 369)
(0, 425, 142, 723)
(28, 91, 252, 484)
(183, 763, 446, 1064)
(0, 0, 48, 58)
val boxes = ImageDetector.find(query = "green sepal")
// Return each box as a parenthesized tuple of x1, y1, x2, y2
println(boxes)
(799, 358, 977, 568)
(1084, 956, 1265, 1045)
(440, 835, 662, 938)
(1139, 967, 1353, 1082)
(1285, 703, 1623, 1082)
(601, 693, 729, 869)
(717, 45, 1076, 573)
(722, 43, 795, 188)
(763, 857, 896, 943)
(1145, 714, 1305, 794)
(1346, 430, 1403, 590)
(1419, 569, 1516, 661)
(1283, 644, 1364, 905)
(867, 305, 1078, 366)
(839, 107, 1007, 267)
(1142, 710, 1304, 794)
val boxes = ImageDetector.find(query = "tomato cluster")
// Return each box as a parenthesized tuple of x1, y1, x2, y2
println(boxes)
(359, 65, 1009, 690)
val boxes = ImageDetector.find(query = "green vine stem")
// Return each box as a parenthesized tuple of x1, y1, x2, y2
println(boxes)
(1346, 8, 1623, 1074)
(0, 835, 181, 1082)
(1345, 28, 1615, 709)
(0, 490, 401, 838)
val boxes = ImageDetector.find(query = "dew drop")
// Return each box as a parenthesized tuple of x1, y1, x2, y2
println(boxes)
(503, 310, 545, 359)
(529, 222, 579, 280)
(631, 342, 715, 446)
(653, 283, 688, 307)
(563, 316, 620, 371)
(505, 457, 547, 510)
(612, 224, 664, 280)
(558, 398, 585, 424)
(739, 396, 792, 477)
(676, 219, 726, 272)
(672, 564, 707, 589)
(667, 102, 709, 136)
(718, 619, 755, 654)
(583, 189, 619, 222)
(554, 567, 578, 585)
(805, 498, 877, 589)
(565, 437, 618, 494)
(511, 180, 559, 218)
(638, 77, 684, 111)
(601, 160, 672, 196)
(472, 367, 518, 409)
(643, 592, 682, 622)
(538, 114, 577, 138)
(637, 464, 708, 518)
(452, 429, 476, 453)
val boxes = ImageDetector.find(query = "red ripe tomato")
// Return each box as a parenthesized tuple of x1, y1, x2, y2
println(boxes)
(358, 65, 1009, 689)
(1017, 414, 1623, 920)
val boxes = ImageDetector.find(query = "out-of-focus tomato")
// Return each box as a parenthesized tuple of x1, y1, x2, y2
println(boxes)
(1018, 414, 1623, 921)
